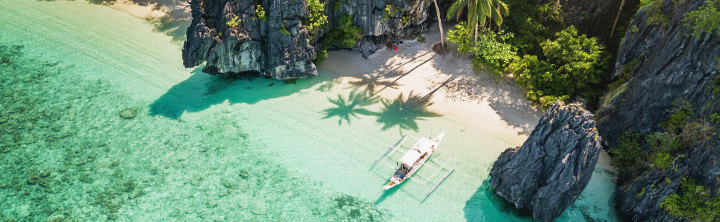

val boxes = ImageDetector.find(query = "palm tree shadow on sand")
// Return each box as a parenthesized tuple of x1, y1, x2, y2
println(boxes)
(347, 73, 400, 93)
(375, 91, 441, 131)
(322, 90, 381, 125)
(149, 68, 326, 119)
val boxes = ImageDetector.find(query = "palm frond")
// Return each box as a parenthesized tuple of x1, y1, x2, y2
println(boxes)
(446, 0, 469, 20)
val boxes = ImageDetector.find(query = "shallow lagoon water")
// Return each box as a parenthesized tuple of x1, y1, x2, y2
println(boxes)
(0, 1, 620, 221)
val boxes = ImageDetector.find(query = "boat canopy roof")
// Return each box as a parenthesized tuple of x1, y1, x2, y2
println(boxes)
(400, 137, 436, 166)
(400, 149, 422, 166)
(414, 137, 435, 154)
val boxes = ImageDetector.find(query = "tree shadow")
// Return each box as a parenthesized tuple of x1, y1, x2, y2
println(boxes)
(80, 0, 191, 41)
(145, 2, 192, 42)
(316, 78, 341, 92)
(463, 178, 533, 221)
(374, 54, 435, 94)
(347, 73, 400, 93)
(375, 91, 441, 131)
(149, 68, 325, 119)
(430, 52, 541, 134)
(322, 90, 381, 125)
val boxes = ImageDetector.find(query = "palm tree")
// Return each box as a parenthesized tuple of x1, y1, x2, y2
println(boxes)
(433, 0, 446, 48)
(446, 0, 509, 42)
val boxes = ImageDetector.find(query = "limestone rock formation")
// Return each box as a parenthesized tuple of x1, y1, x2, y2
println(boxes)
(595, 0, 720, 220)
(597, 0, 720, 143)
(183, 0, 316, 79)
(612, 138, 720, 221)
(329, 0, 430, 56)
(489, 101, 602, 222)
(182, 0, 430, 79)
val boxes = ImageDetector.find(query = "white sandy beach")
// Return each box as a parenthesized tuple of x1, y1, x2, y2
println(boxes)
(320, 24, 542, 141)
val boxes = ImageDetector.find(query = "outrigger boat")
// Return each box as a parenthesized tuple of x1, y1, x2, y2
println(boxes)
(371, 131, 458, 196)
(384, 131, 445, 190)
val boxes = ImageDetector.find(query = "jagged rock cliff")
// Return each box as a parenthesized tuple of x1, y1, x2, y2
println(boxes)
(489, 101, 603, 222)
(612, 137, 720, 221)
(329, 0, 430, 55)
(595, 0, 720, 219)
(183, 0, 317, 79)
(182, 0, 430, 79)
(597, 0, 720, 142)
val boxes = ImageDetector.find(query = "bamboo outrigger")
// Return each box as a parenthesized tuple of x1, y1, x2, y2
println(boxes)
(371, 131, 460, 196)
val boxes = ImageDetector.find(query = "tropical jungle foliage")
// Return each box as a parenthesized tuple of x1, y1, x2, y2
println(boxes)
(446, 0, 608, 109)
(447, 22, 516, 75)
(510, 26, 608, 108)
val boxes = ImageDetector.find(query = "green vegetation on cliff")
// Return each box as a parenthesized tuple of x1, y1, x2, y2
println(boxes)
(226, 14, 241, 29)
(255, 4, 266, 21)
(660, 178, 720, 220)
(324, 13, 362, 49)
(382, 4, 403, 21)
(610, 132, 644, 175)
(306, 0, 328, 37)
(640, 0, 671, 27)
(611, 101, 715, 176)
(315, 13, 361, 64)
(684, 0, 720, 36)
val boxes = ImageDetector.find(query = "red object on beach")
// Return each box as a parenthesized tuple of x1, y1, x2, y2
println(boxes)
(393, 46, 398, 50)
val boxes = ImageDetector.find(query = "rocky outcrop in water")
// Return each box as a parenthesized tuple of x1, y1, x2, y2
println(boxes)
(489, 101, 602, 222)
(595, 0, 720, 220)
(182, 0, 430, 79)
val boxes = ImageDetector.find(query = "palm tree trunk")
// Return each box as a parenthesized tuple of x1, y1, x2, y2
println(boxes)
(610, 0, 627, 39)
(474, 15, 479, 43)
(433, 0, 445, 48)
(471, 0, 479, 43)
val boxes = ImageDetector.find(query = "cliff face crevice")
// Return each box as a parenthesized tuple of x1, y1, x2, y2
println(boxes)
(182, 0, 431, 79)
(489, 101, 603, 222)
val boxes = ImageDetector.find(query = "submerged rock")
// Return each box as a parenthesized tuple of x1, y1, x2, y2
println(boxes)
(489, 101, 602, 222)
(118, 107, 138, 119)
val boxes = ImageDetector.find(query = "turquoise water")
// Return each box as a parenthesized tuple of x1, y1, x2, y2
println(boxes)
(0, 1, 620, 221)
